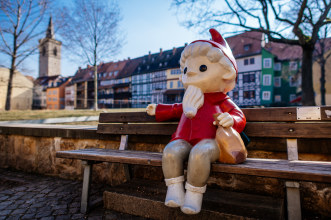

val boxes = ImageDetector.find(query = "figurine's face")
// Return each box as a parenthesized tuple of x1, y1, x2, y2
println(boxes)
(181, 55, 235, 93)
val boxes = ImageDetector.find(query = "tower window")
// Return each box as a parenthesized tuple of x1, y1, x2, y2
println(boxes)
(53, 47, 57, 56)
(42, 46, 46, 56)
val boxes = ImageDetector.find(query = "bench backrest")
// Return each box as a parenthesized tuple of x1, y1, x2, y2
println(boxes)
(97, 106, 331, 139)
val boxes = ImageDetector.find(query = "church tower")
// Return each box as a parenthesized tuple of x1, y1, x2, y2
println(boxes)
(38, 17, 62, 77)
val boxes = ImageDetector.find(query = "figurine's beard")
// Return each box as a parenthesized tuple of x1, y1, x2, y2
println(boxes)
(182, 85, 204, 119)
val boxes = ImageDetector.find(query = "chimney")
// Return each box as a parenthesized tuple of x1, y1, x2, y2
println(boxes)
(184, 43, 188, 47)
(78, 66, 81, 70)
(148, 51, 151, 59)
(172, 47, 176, 55)
(128, 57, 131, 61)
(261, 33, 266, 48)
(160, 48, 163, 56)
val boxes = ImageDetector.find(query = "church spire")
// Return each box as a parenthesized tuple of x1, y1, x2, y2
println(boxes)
(46, 16, 54, 39)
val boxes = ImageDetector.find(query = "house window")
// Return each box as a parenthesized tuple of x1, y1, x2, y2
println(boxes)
(263, 74, 272, 86)
(243, 73, 255, 83)
(262, 91, 271, 100)
(42, 46, 46, 56)
(274, 63, 281, 71)
(233, 91, 239, 99)
(250, 58, 255, 64)
(171, 69, 181, 75)
(244, 59, 249, 65)
(290, 61, 297, 71)
(244, 44, 251, 51)
(170, 81, 173, 88)
(243, 90, 255, 99)
(274, 77, 281, 87)
(275, 95, 281, 102)
(263, 58, 272, 68)
(289, 76, 297, 87)
(177, 81, 182, 88)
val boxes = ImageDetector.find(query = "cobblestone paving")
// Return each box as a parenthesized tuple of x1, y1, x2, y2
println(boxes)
(0, 168, 107, 220)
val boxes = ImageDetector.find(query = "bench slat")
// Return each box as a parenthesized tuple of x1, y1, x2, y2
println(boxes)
(56, 148, 331, 183)
(97, 122, 331, 138)
(99, 106, 331, 123)
(244, 122, 331, 138)
(97, 123, 177, 135)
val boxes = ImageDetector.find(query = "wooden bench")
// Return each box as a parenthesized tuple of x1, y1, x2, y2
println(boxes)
(56, 106, 331, 219)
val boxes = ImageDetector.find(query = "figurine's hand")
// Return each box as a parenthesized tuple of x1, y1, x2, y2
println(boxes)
(213, 112, 234, 128)
(146, 104, 156, 116)
(183, 85, 204, 119)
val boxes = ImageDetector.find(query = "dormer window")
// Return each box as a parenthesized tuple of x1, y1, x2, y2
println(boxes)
(159, 63, 162, 67)
(244, 44, 252, 51)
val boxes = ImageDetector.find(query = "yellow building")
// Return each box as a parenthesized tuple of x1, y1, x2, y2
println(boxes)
(0, 68, 33, 110)
(313, 49, 331, 105)
(164, 68, 184, 103)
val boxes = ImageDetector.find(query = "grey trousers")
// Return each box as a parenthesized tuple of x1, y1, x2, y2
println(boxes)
(162, 139, 220, 187)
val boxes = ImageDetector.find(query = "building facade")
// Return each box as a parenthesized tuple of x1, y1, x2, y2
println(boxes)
(132, 47, 184, 108)
(0, 68, 33, 110)
(46, 77, 71, 110)
(65, 82, 75, 110)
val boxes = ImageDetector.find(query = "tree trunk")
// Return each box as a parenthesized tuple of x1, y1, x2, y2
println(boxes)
(94, 64, 98, 111)
(301, 45, 316, 106)
(5, 57, 16, 111)
(320, 59, 326, 105)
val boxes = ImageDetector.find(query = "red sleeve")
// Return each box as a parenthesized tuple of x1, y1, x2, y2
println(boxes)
(220, 98, 246, 133)
(155, 103, 183, 122)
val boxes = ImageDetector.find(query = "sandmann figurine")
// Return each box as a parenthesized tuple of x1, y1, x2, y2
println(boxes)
(146, 28, 247, 215)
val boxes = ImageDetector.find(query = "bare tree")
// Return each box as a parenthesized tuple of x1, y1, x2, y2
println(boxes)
(173, 0, 331, 106)
(314, 26, 331, 105)
(58, 0, 123, 111)
(0, 0, 50, 110)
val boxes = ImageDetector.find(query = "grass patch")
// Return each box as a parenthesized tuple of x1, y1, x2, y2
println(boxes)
(0, 108, 145, 121)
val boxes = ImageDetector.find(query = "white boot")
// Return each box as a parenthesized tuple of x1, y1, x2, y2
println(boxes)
(164, 176, 185, 207)
(181, 182, 206, 215)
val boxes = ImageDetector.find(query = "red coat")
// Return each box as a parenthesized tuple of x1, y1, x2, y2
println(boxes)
(155, 92, 246, 146)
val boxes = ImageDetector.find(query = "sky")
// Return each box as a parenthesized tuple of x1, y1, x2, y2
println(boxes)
(21, 0, 204, 78)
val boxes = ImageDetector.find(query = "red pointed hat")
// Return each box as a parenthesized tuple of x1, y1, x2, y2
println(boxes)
(191, 28, 238, 74)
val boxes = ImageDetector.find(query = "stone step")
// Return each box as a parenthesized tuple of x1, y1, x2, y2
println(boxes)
(103, 179, 284, 220)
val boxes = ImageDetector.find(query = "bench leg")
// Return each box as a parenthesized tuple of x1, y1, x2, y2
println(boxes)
(81, 161, 93, 213)
(286, 181, 301, 220)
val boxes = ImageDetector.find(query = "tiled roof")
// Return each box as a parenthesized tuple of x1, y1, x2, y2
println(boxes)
(226, 31, 263, 58)
(132, 47, 184, 75)
(226, 31, 331, 61)
(116, 57, 143, 79)
(266, 42, 302, 60)
(34, 75, 60, 86)
(47, 77, 72, 88)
